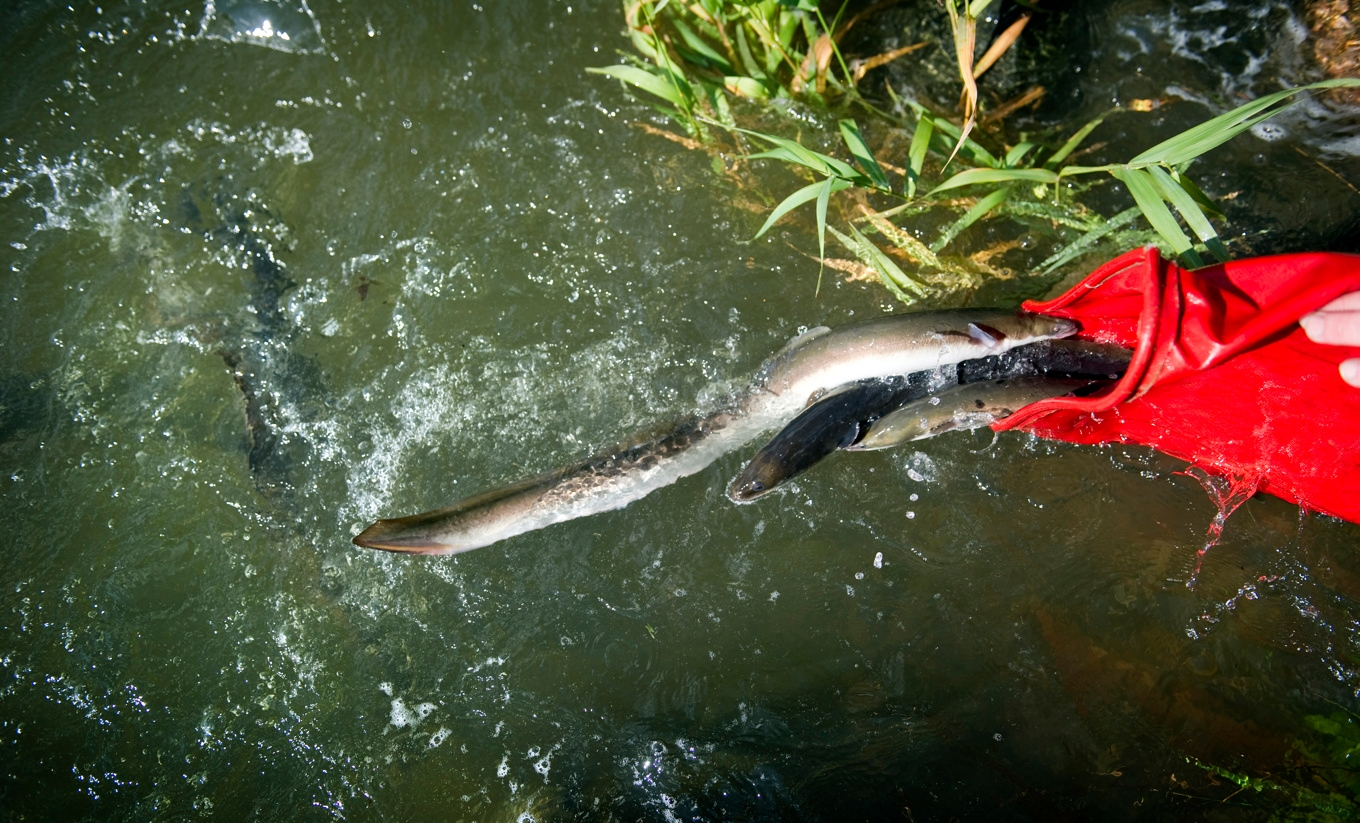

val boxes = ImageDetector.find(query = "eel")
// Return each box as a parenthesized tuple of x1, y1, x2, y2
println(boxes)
(352, 310, 1079, 554)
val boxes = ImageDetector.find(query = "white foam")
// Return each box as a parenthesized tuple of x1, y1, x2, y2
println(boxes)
(532, 743, 559, 779)
(341, 323, 686, 528)
(259, 127, 313, 164)
(1250, 122, 1289, 142)
(1, 120, 315, 271)
(389, 698, 435, 728)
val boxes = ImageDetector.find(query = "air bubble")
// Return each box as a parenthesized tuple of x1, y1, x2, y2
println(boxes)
(1250, 122, 1288, 142)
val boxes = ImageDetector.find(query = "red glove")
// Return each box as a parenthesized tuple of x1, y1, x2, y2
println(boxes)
(994, 247, 1360, 523)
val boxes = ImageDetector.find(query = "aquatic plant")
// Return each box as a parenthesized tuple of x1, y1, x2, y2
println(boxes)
(738, 79, 1358, 299)
(588, 0, 859, 135)
(1191, 709, 1360, 821)
(591, 0, 1360, 303)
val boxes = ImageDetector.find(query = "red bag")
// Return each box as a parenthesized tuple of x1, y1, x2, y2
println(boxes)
(994, 247, 1360, 523)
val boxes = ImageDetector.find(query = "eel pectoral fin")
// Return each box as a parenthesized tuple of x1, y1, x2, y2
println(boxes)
(967, 322, 1005, 348)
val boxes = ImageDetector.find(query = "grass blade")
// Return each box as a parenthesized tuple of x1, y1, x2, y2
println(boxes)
(1112, 166, 1202, 266)
(745, 146, 807, 165)
(588, 65, 688, 107)
(1044, 111, 1111, 169)
(927, 167, 1058, 196)
(671, 16, 735, 75)
(723, 76, 771, 99)
(931, 186, 1010, 252)
(703, 82, 737, 128)
(734, 23, 766, 79)
(1130, 80, 1359, 167)
(1169, 169, 1225, 221)
(838, 119, 891, 191)
(906, 114, 933, 198)
(815, 178, 832, 294)
(733, 125, 864, 180)
(1146, 165, 1228, 262)
(944, 0, 980, 169)
(1004, 141, 1036, 167)
(998, 198, 1106, 232)
(1039, 206, 1141, 274)
(753, 178, 851, 239)
(830, 224, 927, 302)
(909, 103, 999, 167)
(862, 211, 945, 269)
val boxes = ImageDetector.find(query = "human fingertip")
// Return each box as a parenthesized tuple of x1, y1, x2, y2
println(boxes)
(1299, 314, 1322, 341)
(1341, 358, 1360, 388)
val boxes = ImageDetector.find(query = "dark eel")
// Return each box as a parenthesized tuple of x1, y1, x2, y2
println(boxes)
(727, 339, 1132, 501)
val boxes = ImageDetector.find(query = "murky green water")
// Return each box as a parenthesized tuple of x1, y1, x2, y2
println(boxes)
(2, 0, 1359, 819)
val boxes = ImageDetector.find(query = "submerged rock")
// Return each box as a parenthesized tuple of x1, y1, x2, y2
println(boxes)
(1307, 0, 1360, 106)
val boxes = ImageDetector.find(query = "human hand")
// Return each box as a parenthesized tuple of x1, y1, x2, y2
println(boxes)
(1301, 292, 1360, 387)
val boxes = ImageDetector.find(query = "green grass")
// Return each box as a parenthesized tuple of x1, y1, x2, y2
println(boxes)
(730, 80, 1356, 300)
(1192, 709, 1360, 822)
(591, 0, 1360, 304)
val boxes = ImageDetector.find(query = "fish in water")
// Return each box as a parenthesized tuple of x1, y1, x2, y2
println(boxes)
(956, 337, 1131, 383)
(179, 182, 318, 499)
(727, 339, 1132, 501)
(726, 372, 948, 503)
(353, 310, 1078, 554)
(851, 376, 1102, 450)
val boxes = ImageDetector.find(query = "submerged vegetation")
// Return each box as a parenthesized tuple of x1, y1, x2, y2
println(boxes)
(1192, 709, 1360, 821)
(592, 0, 1360, 303)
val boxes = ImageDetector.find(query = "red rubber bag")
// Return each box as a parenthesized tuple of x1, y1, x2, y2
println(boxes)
(994, 247, 1360, 523)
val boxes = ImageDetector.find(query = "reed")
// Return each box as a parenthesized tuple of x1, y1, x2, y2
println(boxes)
(592, 1, 1359, 303)
(749, 80, 1355, 290)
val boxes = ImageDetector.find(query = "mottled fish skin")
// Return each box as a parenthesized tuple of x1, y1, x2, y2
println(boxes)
(353, 406, 762, 554)
(851, 376, 1102, 451)
(726, 338, 1131, 501)
(353, 310, 1078, 554)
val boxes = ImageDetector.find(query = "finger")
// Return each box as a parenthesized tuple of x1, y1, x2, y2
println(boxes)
(1317, 292, 1360, 313)
(1343, 358, 1360, 389)
(1300, 310, 1360, 346)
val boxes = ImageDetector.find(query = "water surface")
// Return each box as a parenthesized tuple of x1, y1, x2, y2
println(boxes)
(2, 0, 1359, 819)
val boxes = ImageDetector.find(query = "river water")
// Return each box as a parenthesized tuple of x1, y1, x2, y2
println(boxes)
(2, 0, 1358, 819)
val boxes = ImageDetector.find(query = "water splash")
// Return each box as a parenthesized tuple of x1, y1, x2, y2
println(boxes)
(196, 0, 328, 55)
(1183, 466, 1260, 588)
